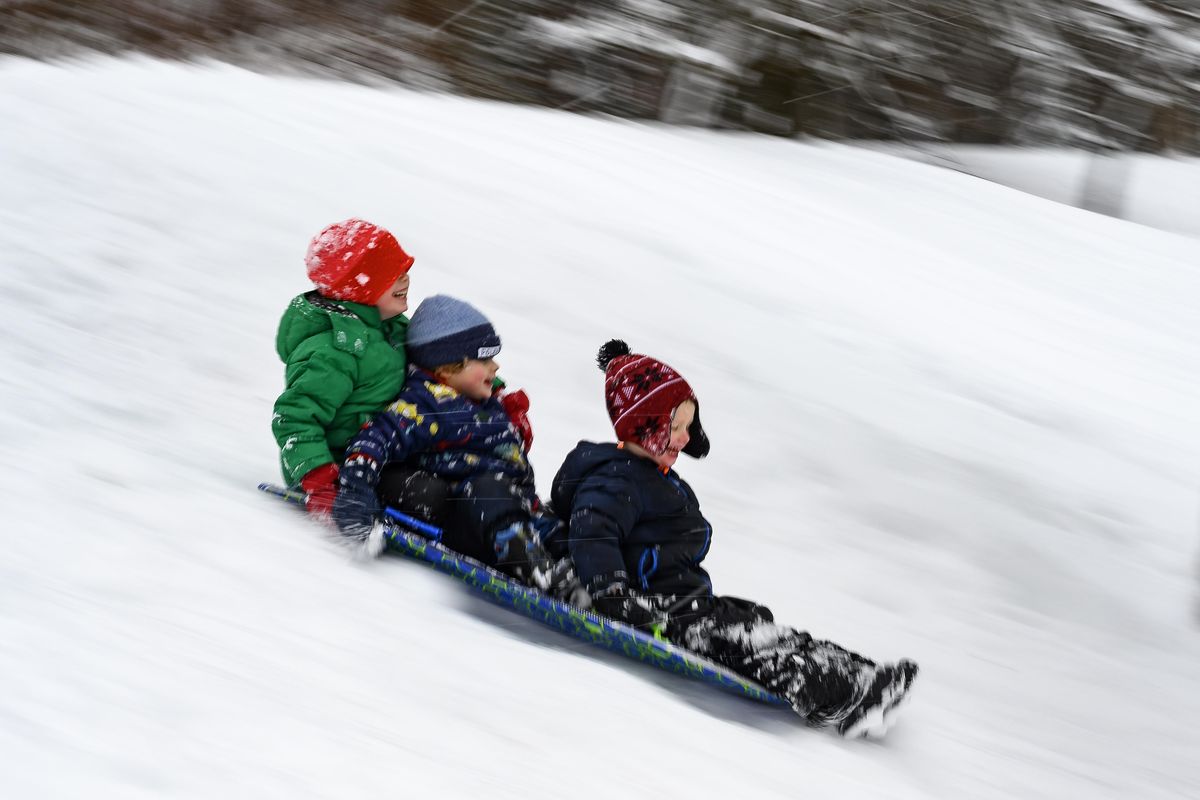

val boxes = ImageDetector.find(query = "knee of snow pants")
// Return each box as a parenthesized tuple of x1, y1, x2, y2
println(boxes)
(441, 474, 532, 563)
(376, 465, 450, 527)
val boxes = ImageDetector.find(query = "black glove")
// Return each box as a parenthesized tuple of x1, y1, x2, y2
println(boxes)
(590, 580, 672, 637)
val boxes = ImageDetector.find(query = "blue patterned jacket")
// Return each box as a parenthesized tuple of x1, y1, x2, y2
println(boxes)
(340, 369, 535, 505)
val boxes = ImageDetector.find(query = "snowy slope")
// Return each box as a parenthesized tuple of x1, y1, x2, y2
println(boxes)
(866, 144, 1200, 239)
(2, 56, 1200, 800)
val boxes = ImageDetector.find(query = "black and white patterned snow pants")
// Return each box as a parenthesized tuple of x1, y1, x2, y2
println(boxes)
(675, 597, 875, 723)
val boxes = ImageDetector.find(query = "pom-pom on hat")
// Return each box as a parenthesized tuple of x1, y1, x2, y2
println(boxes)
(305, 218, 414, 305)
(597, 340, 710, 459)
(407, 295, 502, 369)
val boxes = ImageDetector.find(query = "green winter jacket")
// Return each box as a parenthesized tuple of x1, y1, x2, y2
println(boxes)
(272, 291, 408, 486)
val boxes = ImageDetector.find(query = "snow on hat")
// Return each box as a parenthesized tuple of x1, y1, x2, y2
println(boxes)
(305, 218, 414, 305)
(597, 340, 710, 459)
(407, 295, 502, 369)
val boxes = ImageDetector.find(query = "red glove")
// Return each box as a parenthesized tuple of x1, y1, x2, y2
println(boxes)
(498, 388, 533, 453)
(300, 463, 340, 517)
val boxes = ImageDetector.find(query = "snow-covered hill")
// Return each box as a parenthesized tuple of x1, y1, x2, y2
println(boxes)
(2, 56, 1199, 800)
(869, 144, 1200, 239)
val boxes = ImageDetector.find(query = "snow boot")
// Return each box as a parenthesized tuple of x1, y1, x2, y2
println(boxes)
(491, 522, 588, 606)
(535, 556, 591, 609)
(715, 631, 917, 738)
(491, 521, 539, 582)
(835, 659, 919, 738)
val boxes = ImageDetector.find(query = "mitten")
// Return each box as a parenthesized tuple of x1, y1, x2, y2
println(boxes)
(331, 480, 381, 540)
(299, 463, 339, 517)
(497, 388, 533, 452)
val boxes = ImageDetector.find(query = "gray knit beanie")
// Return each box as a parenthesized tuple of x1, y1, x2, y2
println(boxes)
(406, 295, 502, 369)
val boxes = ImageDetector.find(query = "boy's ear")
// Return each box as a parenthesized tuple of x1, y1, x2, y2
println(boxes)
(431, 360, 467, 381)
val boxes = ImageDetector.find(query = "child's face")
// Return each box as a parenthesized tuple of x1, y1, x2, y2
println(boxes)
(441, 358, 499, 402)
(649, 400, 695, 470)
(375, 273, 411, 320)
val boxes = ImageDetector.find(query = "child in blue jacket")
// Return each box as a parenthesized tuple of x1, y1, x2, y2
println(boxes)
(550, 340, 918, 738)
(332, 296, 583, 604)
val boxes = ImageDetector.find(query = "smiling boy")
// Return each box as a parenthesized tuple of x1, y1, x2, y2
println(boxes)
(332, 296, 584, 603)
(550, 340, 918, 737)
(272, 219, 416, 516)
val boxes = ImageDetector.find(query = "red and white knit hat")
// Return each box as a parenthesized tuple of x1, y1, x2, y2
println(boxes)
(597, 340, 710, 458)
(305, 218, 414, 304)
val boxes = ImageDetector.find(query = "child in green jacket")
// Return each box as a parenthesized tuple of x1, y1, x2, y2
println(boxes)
(272, 218, 415, 515)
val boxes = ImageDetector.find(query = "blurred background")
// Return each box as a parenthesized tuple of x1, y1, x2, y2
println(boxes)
(3, 0, 1197, 150)
(4, 0, 1198, 233)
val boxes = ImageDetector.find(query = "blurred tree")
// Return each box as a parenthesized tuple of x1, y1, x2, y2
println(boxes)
(1, 0, 1197, 152)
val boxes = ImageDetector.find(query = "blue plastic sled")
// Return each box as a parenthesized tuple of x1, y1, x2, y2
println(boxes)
(258, 482, 787, 708)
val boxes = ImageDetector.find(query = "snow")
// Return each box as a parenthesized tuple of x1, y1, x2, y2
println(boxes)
(2, 55, 1200, 799)
(532, 16, 736, 71)
(1082, 0, 1171, 27)
(751, 8, 852, 45)
(865, 144, 1200, 239)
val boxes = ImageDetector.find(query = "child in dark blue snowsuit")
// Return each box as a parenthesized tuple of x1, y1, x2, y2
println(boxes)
(332, 295, 582, 603)
(549, 341, 918, 738)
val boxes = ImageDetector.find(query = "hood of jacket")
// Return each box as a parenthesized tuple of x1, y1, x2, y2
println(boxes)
(276, 291, 405, 361)
(550, 440, 644, 514)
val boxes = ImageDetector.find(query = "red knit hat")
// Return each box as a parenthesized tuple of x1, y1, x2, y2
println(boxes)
(305, 219, 414, 304)
(597, 340, 710, 458)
